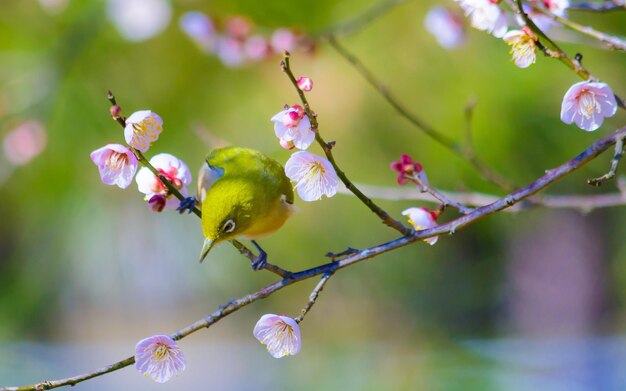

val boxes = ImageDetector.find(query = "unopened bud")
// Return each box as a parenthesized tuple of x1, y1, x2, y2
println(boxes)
(297, 76, 313, 92)
(148, 194, 166, 212)
(110, 105, 122, 118)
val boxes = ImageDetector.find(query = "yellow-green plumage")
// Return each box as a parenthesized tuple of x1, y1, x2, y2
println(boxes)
(199, 147, 294, 261)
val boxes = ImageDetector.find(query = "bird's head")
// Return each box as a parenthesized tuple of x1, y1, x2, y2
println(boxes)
(199, 179, 255, 262)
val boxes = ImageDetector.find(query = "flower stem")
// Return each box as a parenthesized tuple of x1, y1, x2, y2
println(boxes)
(295, 271, 334, 323)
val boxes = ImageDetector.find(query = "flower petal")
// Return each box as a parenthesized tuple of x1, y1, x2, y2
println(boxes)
(124, 110, 163, 152)
(402, 207, 438, 245)
(90, 144, 138, 189)
(253, 314, 301, 358)
(560, 81, 616, 131)
(285, 151, 338, 202)
(134, 334, 186, 383)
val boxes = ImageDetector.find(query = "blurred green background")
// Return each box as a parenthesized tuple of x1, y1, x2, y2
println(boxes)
(1, 0, 626, 390)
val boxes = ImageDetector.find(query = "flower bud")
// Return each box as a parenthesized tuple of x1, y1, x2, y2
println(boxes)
(148, 194, 167, 212)
(109, 105, 122, 118)
(297, 76, 313, 92)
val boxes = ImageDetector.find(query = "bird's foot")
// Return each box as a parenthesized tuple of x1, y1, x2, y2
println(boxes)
(177, 197, 197, 214)
(250, 240, 268, 271)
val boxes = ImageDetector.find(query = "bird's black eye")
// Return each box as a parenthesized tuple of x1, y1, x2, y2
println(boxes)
(222, 219, 236, 233)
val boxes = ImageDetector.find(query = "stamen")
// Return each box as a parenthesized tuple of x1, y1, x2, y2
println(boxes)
(577, 90, 600, 119)
(105, 152, 129, 170)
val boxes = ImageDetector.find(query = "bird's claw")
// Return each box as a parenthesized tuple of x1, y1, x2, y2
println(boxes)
(250, 240, 268, 271)
(177, 197, 197, 214)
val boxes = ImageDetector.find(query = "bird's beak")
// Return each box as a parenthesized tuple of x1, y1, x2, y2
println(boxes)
(199, 238, 215, 263)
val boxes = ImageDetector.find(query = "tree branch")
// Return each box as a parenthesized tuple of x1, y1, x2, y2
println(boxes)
(337, 181, 626, 213)
(6, 125, 625, 391)
(318, 0, 407, 38)
(404, 172, 474, 215)
(531, 4, 626, 50)
(568, 1, 626, 11)
(295, 271, 334, 323)
(588, 135, 626, 186)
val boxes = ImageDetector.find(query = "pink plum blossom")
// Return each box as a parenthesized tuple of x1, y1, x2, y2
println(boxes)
(134, 335, 186, 383)
(215, 35, 246, 67)
(225, 16, 252, 39)
(285, 151, 339, 202)
(3, 120, 47, 166)
(271, 105, 315, 150)
(560, 81, 617, 131)
(296, 77, 314, 92)
(542, 0, 569, 17)
(454, 0, 508, 38)
(424, 6, 466, 49)
(179, 11, 216, 52)
(107, 0, 172, 42)
(253, 314, 301, 358)
(124, 110, 163, 152)
(521, 0, 569, 31)
(503, 28, 537, 68)
(135, 153, 192, 209)
(244, 35, 271, 61)
(271, 28, 297, 53)
(90, 144, 138, 189)
(390, 154, 423, 185)
(402, 207, 439, 245)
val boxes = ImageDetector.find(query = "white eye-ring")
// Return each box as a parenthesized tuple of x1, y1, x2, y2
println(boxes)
(222, 219, 236, 233)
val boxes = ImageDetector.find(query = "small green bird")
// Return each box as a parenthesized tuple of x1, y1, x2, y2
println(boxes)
(195, 147, 295, 269)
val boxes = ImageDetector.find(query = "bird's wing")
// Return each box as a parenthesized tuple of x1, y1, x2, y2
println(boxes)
(204, 146, 295, 204)
(196, 162, 224, 203)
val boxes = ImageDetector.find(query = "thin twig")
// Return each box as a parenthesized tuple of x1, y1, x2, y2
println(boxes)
(568, 1, 626, 11)
(337, 182, 626, 213)
(280, 54, 413, 236)
(318, 0, 406, 38)
(463, 96, 478, 157)
(7, 125, 626, 391)
(532, 4, 626, 50)
(295, 271, 334, 323)
(405, 173, 474, 215)
(106, 92, 292, 279)
(326, 35, 516, 191)
(588, 135, 626, 185)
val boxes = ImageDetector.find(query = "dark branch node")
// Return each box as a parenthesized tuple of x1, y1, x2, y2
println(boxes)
(326, 247, 360, 260)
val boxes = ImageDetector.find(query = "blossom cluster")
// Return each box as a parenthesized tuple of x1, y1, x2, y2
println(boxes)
(180, 12, 315, 68)
(90, 109, 191, 212)
(270, 87, 341, 202)
(423, 0, 618, 132)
